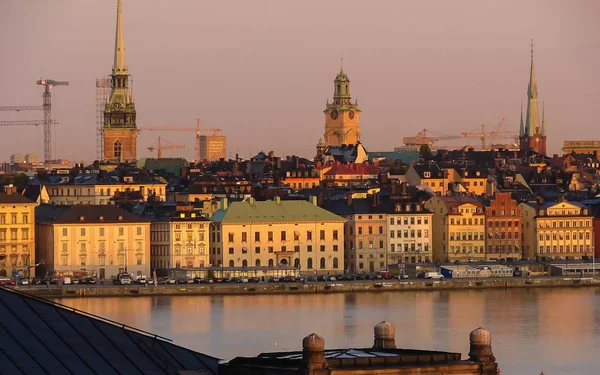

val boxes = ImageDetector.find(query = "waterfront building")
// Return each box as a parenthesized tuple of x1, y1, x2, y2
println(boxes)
(35, 205, 150, 279)
(425, 196, 486, 262)
(0, 186, 36, 278)
(323, 64, 361, 147)
(561, 140, 600, 156)
(102, 0, 138, 161)
(519, 200, 594, 260)
(328, 197, 387, 273)
(220, 322, 499, 375)
(485, 192, 522, 260)
(383, 201, 433, 264)
(0, 286, 220, 374)
(199, 134, 227, 162)
(150, 208, 210, 270)
(210, 197, 345, 275)
(519, 41, 547, 155)
(321, 163, 380, 187)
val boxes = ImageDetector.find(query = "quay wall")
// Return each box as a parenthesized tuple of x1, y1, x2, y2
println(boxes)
(18, 277, 600, 298)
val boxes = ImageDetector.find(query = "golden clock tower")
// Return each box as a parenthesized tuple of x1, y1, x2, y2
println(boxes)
(102, 0, 138, 162)
(324, 63, 360, 147)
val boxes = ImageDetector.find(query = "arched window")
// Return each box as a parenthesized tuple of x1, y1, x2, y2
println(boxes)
(307, 258, 313, 269)
(280, 259, 288, 266)
(228, 260, 234, 267)
(320, 257, 326, 269)
(294, 258, 300, 268)
(255, 259, 261, 267)
(114, 140, 122, 159)
(268, 259, 274, 267)
(242, 259, 248, 268)
(337, 84, 341, 94)
(333, 257, 339, 269)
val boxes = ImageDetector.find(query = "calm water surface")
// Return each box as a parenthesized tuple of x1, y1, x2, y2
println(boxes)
(55, 288, 600, 375)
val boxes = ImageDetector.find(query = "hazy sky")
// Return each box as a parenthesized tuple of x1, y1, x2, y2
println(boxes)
(1, 0, 599, 162)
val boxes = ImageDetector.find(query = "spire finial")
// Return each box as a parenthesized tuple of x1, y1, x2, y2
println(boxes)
(530, 38, 534, 59)
(340, 58, 344, 72)
(519, 101, 525, 136)
(113, 0, 127, 74)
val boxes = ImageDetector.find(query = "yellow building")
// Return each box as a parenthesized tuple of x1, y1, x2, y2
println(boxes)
(282, 169, 320, 190)
(405, 164, 456, 196)
(210, 197, 345, 275)
(35, 205, 150, 280)
(150, 211, 210, 270)
(519, 200, 594, 260)
(46, 177, 167, 205)
(425, 196, 486, 262)
(0, 188, 36, 278)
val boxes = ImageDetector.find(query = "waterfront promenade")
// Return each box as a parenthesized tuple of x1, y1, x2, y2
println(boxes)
(15, 276, 600, 298)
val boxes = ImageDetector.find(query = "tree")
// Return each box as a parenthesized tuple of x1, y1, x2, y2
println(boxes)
(419, 144, 433, 160)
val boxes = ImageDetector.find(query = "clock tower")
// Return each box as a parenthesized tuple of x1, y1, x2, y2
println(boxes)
(102, 0, 138, 162)
(324, 62, 361, 147)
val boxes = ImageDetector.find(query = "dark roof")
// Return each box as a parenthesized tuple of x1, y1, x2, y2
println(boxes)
(21, 185, 42, 202)
(0, 286, 219, 374)
(0, 192, 35, 204)
(35, 204, 147, 224)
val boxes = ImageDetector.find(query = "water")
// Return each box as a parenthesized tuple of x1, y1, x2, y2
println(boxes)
(55, 287, 600, 374)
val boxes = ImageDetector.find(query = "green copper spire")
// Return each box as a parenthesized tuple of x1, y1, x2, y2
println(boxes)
(333, 59, 351, 103)
(525, 39, 540, 136)
(519, 102, 524, 136)
(113, 0, 127, 75)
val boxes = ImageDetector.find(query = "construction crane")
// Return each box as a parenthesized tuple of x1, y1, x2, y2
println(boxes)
(147, 137, 185, 158)
(403, 129, 462, 148)
(461, 118, 517, 150)
(139, 118, 222, 161)
(0, 79, 68, 163)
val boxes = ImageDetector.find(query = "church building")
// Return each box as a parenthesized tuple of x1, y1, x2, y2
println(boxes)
(519, 41, 547, 155)
(323, 62, 361, 148)
(102, 0, 138, 162)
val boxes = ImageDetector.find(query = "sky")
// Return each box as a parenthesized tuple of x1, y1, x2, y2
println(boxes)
(0, 0, 599, 162)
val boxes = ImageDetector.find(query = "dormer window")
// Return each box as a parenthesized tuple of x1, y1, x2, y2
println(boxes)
(476, 171, 480, 176)
(424, 172, 431, 178)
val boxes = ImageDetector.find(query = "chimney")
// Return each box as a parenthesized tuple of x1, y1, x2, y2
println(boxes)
(301, 334, 328, 371)
(347, 193, 353, 207)
(2, 184, 16, 195)
(401, 183, 407, 195)
(219, 197, 228, 210)
(295, 156, 300, 169)
(391, 183, 397, 195)
(274, 196, 281, 204)
(309, 196, 318, 206)
(373, 321, 396, 349)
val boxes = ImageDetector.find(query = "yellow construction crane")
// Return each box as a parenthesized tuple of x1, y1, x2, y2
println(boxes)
(147, 137, 185, 158)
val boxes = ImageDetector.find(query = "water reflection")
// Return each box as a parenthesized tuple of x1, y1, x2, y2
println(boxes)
(55, 288, 600, 375)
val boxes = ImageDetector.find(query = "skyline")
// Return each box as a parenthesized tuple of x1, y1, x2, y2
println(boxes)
(1, 0, 599, 161)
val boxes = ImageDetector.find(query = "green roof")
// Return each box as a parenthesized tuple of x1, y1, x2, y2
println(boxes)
(212, 200, 345, 224)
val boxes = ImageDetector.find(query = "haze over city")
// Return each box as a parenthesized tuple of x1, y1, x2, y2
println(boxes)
(1, 0, 599, 161)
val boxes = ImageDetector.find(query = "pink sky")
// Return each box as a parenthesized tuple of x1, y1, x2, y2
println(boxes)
(1, 0, 599, 161)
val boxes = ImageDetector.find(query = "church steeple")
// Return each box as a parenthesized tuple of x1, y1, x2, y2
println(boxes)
(541, 102, 546, 136)
(525, 39, 540, 136)
(323, 61, 361, 148)
(333, 59, 352, 105)
(519, 102, 524, 136)
(113, 0, 127, 75)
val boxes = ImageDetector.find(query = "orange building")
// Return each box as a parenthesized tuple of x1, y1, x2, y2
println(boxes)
(485, 193, 522, 260)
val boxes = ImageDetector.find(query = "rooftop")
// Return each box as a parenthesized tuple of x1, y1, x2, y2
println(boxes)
(35, 204, 148, 224)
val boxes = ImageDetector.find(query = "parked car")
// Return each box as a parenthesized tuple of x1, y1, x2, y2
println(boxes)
(336, 274, 354, 281)
(424, 272, 444, 280)
(268, 277, 281, 283)
(513, 269, 523, 277)
(0, 277, 10, 286)
(281, 276, 297, 282)
(193, 277, 203, 284)
(231, 277, 249, 283)
(353, 274, 367, 280)
(392, 274, 409, 280)
(31, 277, 45, 285)
(247, 277, 260, 283)
(306, 276, 318, 282)
(81, 277, 97, 285)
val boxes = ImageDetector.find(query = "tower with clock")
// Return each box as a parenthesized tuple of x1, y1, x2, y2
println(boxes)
(323, 62, 361, 148)
(102, 0, 138, 162)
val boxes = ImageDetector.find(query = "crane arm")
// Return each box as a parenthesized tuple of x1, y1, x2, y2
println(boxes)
(0, 120, 59, 127)
(0, 106, 43, 112)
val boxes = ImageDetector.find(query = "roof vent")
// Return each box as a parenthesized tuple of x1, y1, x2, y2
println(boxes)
(118, 215, 123, 221)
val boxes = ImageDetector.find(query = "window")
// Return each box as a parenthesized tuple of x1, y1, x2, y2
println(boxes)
(61, 255, 68, 266)
(333, 245, 339, 252)
(307, 258, 313, 269)
(229, 247, 234, 254)
(268, 231, 274, 241)
(114, 140, 122, 159)
(268, 246, 274, 253)
(228, 233, 234, 242)
(333, 230, 338, 240)
(255, 246, 260, 254)
(333, 257, 339, 269)
(280, 231, 286, 241)
(307, 245, 312, 252)
(11, 215, 17, 224)
(320, 245, 325, 252)
(62, 243, 68, 251)
(320, 230, 325, 240)
(320, 257, 326, 269)
(80, 228, 86, 236)
(99, 228, 105, 236)
(22, 214, 28, 224)
(390, 218, 395, 225)
(255, 232, 260, 242)
(137, 227, 142, 235)
(368, 226, 373, 235)
(306, 231, 312, 240)
(358, 227, 363, 235)
(118, 227, 124, 236)
(242, 232, 248, 242)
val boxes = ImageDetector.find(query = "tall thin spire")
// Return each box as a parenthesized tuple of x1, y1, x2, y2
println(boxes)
(525, 39, 540, 136)
(340, 58, 344, 72)
(113, 0, 127, 74)
(519, 102, 524, 136)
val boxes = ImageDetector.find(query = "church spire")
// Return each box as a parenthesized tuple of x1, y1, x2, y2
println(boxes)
(525, 39, 540, 136)
(113, 0, 127, 75)
(519, 102, 524, 136)
(541, 101, 546, 136)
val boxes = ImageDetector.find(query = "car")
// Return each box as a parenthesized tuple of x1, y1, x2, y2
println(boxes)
(393, 274, 409, 280)
(306, 276, 318, 282)
(281, 276, 297, 282)
(268, 277, 281, 283)
(316, 275, 328, 282)
(176, 278, 189, 284)
(31, 277, 45, 285)
(193, 277, 203, 284)
(81, 277, 97, 285)
(424, 272, 444, 280)
(247, 277, 260, 283)
(231, 277, 249, 283)
(354, 274, 367, 280)
(200, 277, 215, 284)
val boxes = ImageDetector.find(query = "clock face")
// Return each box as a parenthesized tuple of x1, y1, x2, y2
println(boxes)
(330, 109, 339, 120)
(113, 102, 122, 110)
(349, 110, 355, 119)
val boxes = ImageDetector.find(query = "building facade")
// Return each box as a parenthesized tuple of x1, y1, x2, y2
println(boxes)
(385, 202, 433, 264)
(210, 198, 345, 275)
(520, 200, 594, 260)
(102, 0, 138, 161)
(344, 205, 387, 273)
(35, 205, 150, 279)
(46, 178, 167, 205)
(425, 196, 485, 262)
(150, 211, 210, 270)
(199, 135, 226, 162)
(519, 42, 547, 155)
(323, 65, 361, 147)
(485, 193, 522, 260)
(0, 189, 36, 278)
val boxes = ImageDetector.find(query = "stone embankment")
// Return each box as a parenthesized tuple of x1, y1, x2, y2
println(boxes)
(17, 277, 600, 298)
